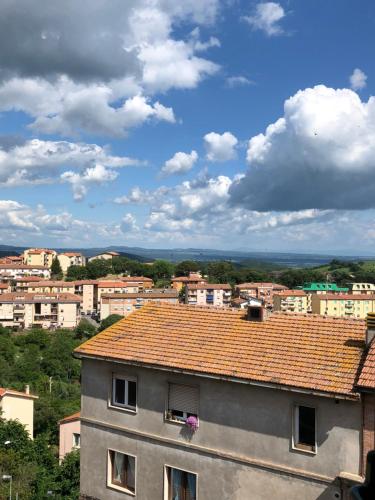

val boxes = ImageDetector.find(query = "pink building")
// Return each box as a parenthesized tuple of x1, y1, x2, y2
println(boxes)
(59, 411, 81, 462)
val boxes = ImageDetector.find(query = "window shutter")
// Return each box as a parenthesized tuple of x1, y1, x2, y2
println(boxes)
(168, 384, 199, 414)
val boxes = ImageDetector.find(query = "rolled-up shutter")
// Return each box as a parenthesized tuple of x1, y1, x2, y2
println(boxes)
(168, 383, 199, 414)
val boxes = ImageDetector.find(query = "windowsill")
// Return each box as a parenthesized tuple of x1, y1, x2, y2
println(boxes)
(165, 416, 187, 426)
(107, 483, 135, 496)
(292, 443, 317, 455)
(108, 402, 137, 414)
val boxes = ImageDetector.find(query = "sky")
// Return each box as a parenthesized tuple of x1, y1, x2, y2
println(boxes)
(0, 0, 375, 254)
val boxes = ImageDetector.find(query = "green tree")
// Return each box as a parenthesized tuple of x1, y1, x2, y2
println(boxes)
(175, 260, 200, 277)
(206, 261, 236, 284)
(86, 259, 112, 279)
(51, 257, 63, 280)
(99, 314, 123, 331)
(66, 265, 89, 281)
(75, 319, 97, 340)
(55, 450, 80, 499)
(150, 260, 174, 281)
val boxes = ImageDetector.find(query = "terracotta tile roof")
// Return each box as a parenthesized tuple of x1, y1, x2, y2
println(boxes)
(357, 341, 375, 390)
(98, 281, 130, 288)
(0, 284, 9, 289)
(236, 282, 287, 290)
(0, 264, 48, 270)
(316, 294, 375, 300)
(101, 290, 178, 301)
(75, 303, 366, 399)
(122, 276, 153, 282)
(59, 411, 81, 424)
(187, 283, 232, 290)
(0, 292, 82, 303)
(61, 252, 82, 257)
(172, 276, 206, 282)
(15, 276, 44, 282)
(0, 387, 38, 399)
(29, 280, 75, 287)
(74, 280, 98, 285)
(274, 290, 307, 297)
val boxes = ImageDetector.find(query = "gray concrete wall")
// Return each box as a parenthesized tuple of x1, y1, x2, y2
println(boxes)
(80, 358, 362, 499)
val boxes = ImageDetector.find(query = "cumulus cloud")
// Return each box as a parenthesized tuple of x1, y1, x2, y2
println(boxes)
(120, 213, 138, 232)
(243, 2, 286, 36)
(204, 131, 238, 161)
(114, 186, 169, 205)
(225, 76, 253, 88)
(161, 150, 198, 176)
(350, 68, 367, 91)
(61, 164, 118, 201)
(230, 85, 375, 211)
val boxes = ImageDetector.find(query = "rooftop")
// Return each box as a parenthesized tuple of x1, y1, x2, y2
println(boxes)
(236, 282, 287, 290)
(0, 292, 82, 303)
(357, 341, 375, 390)
(315, 294, 375, 300)
(172, 276, 206, 282)
(301, 282, 349, 292)
(59, 411, 81, 424)
(121, 276, 153, 282)
(274, 290, 307, 297)
(187, 283, 231, 290)
(75, 303, 366, 399)
(28, 280, 74, 287)
(101, 290, 178, 300)
(0, 387, 38, 399)
(0, 264, 48, 270)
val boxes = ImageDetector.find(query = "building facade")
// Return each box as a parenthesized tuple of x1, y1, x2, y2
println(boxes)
(273, 290, 308, 313)
(171, 273, 207, 292)
(299, 283, 349, 312)
(235, 282, 288, 307)
(186, 284, 232, 306)
(22, 248, 57, 268)
(26, 280, 76, 294)
(0, 292, 81, 329)
(348, 283, 375, 295)
(88, 251, 120, 262)
(59, 411, 81, 462)
(311, 293, 375, 319)
(58, 252, 85, 273)
(0, 386, 38, 437)
(0, 264, 50, 280)
(75, 303, 371, 500)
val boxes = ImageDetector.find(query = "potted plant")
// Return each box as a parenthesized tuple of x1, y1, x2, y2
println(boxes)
(185, 415, 199, 431)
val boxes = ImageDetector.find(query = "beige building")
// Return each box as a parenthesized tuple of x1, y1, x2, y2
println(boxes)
(0, 255, 23, 265)
(74, 280, 98, 314)
(0, 264, 50, 280)
(75, 303, 373, 500)
(348, 283, 375, 295)
(14, 276, 47, 292)
(0, 292, 81, 329)
(100, 289, 179, 320)
(0, 386, 38, 437)
(97, 281, 140, 309)
(235, 282, 288, 307)
(186, 283, 232, 307)
(273, 290, 308, 313)
(26, 280, 76, 294)
(57, 252, 85, 273)
(121, 276, 153, 291)
(171, 273, 207, 292)
(312, 293, 375, 319)
(59, 411, 81, 462)
(88, 251, 120, 262)
(23, 248, 57, 268)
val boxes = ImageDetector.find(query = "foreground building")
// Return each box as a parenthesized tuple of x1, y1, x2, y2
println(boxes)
(273, 289, 308, 313)
(311, 293, 375, 319)
(100, 289, 179, 319)
(186, 283, 232, 306)
(75, 303, 373, 500)
(0, 292, 81, 329)
(59, 411, 81, 462)
(0, 386, 38, 437)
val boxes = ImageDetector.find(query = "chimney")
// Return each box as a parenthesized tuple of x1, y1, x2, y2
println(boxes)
(247, 303, 270, 322)
(366, 313, 375, 345)
(25, 384, 30, 395)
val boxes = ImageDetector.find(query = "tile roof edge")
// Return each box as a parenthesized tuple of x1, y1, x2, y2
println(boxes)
(73, 351, 360, 401)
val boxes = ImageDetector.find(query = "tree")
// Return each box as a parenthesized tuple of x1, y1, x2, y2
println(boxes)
(175, 260, 200, 277)
(51, 257, 63, 280)
(150, 260, 175, 282)
(99, 314, 123, 332)
(75, 319, 97, 340)
(206, 261, 236, 284)
(66, 265, 88, 281)
(86, 259, 112, 279)
(55, 450, 80, 499)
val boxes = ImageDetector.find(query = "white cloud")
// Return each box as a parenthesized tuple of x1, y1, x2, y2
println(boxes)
(161, 150, 198, 176)
(114, 186, 169, 205)
(243, 2, 286, 36)
(121, 213, 138, 232)
(225, 76, 253, 88)
(230, 85, 375, 211)
(61, 164, 118, 201)
(204, 131, 238, 161)
(350, 68, 367, 91)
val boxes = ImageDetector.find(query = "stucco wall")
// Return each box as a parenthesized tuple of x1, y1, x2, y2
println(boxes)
(59, 419, 81, 461)
(0, 394, 34, 437)
(80, 358, 362, 499)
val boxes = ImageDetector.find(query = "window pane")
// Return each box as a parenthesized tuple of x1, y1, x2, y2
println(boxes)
(171, 469, 183, 500)
(114, 378, 126, 405)
(126, 456, 136, 492)
(298, 406, 315, 446)
(186, 472, 197, 500)
(128, 380, 137, 407)
(113, 452, 125, 485)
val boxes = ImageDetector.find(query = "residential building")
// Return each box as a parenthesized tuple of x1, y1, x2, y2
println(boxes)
(235, 282, 288, 307)
(97, 281, 140, 309)
(0, 255, 23, 265)
(100, 289, 179, 320)
(186, 283, 232, 307)
(299, 282, 349, 312)
(75, 302, 372, 500)
(74, 280, 98, 314)
(121, 276, 153, 291)
(171, 273, 207, 292)
(58, 252, 85, 273)
(59, 411, 81, 462)
(348, 283, 375, 295)
(0, 264, 50, 280)
(311, 293, 375, 319)
(88, 251, 120, 262)
(231, 297, 263, 309)
(26, 280, 76, 294)
(0, 386, 38, 437)
(273, 290, 308, 313)
(14, 276, 48, 292)
(0, 283, 11, 294)
(22, 248, 57, 268)
(0, 292, 81, 329)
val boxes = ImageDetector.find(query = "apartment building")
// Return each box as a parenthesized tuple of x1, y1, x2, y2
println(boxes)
(348, 283, 375, 295)
(58, 252, 85, 273)
(235, 282, 288, 307)
(0, 283, 11, 294)
(88, 251, 120, 262)
(121, 276, 153, 291)
(171, 273, 207, 292)
(0, 292, 81, 329)
(0, 255, 23, 265)
(311, 293, 375, 319)
(0, 386, 38, 437)
(100, 289, 179, 320)
(14, 276, 47, 292)
(26, 280, 76, 294)
(298, 283, 349, 311)
(22, 248, 57, 268)
(74, 280, 98, 314)
(186, 283, 232, 306)
(75, 302, 373, 500)
(59, 411, 81, 462)
(273, 290, 308, 313)
(0, 264, 50, 280)
(97, 281, 140, 309)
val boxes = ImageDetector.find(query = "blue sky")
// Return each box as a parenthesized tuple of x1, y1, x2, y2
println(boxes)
(0, 0, 375, 254)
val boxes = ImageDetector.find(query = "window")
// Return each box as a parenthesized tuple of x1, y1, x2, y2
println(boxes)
(112, 375, 137, 410)
(72, 433, 80, 448)
(167, 383, 198, 423)
(293, 405, 316, 453)
(166, 467, 196, 500)
(108, 450, 136, 494)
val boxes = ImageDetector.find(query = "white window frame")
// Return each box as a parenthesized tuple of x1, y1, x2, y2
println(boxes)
(107, 449, 136, 496)
(163, 465, 198, 500)
(72, 432, 80, 448)
(110, 374, 137, 412)
(292, 403, 317, 455)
